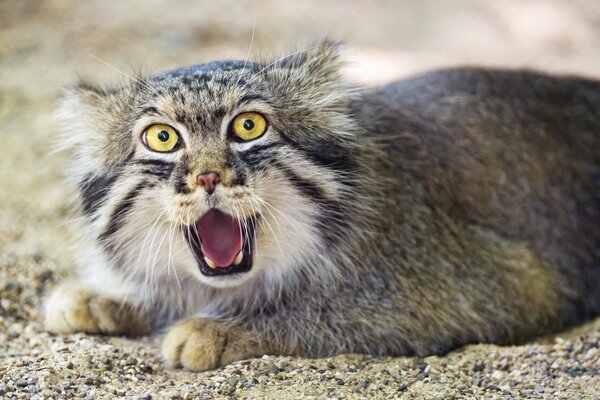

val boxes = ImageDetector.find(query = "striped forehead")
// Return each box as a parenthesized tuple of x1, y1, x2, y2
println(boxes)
(142, 61, 264, 137)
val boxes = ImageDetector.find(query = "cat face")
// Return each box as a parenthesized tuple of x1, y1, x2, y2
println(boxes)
(58, 44, 360, 290)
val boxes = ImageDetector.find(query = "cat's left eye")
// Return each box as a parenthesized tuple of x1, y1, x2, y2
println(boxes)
(142, 124, 181, 153)
(231, 112, 268, 141)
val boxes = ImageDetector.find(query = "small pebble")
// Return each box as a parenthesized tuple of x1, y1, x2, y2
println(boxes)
(472, 363, 485, 372)
(268, 360, 279, 374)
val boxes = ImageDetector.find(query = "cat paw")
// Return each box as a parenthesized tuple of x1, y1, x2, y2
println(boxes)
(161, 318, 266, 371)
(44, 284, 149, 336)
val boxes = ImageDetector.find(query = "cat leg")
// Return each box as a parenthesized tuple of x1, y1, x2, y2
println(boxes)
(161, 318, 278, 371)
(45, 283, 150, 336)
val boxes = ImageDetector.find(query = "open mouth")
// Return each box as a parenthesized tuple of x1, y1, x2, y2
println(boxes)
(185, 208, 256, 276)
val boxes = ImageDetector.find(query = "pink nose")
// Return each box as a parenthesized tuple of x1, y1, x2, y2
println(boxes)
(196, 172, 220, 194)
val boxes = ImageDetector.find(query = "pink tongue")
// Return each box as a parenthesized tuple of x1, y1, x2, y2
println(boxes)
(196, 209, 242, 268)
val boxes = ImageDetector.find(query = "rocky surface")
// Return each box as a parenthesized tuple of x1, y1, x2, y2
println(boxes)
(1, 254, 599, 399)
(1, 1, 600, 399)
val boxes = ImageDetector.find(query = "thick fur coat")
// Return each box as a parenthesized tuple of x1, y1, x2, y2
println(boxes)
(45, 43, 600, 370)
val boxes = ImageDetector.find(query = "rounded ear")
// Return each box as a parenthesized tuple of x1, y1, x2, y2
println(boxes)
(277, 40, 343, 77)
(54, 81, 135, 179)
(264, 41, 352, 111)
(54, 82, 111, 152)
(268, 41, 344, 87)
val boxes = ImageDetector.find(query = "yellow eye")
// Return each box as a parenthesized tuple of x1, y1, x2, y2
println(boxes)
(143, 124, 180, 152)
(232, 112, 268, 141)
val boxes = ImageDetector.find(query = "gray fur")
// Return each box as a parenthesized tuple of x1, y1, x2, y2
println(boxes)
(51, 43, 600, 360)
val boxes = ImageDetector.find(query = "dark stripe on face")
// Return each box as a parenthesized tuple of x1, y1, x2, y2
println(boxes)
(80, 173, 118, 215)
(275, 161, 326, 200)
(225, 149, 247, 186)
(134, 159, 174, 167)
(99, 181, 152, 241)
(140, 106, 160, 116)
(278, 131, 353, 174)
(172, 155, 191, 194)
(135, 159, 175, 180)
(140, 168, 174, 180)
(274, 159, 349, 244)
(238, 93, 268, 104)
(78, 151, 134, 217)
(237, 143, 279, 170)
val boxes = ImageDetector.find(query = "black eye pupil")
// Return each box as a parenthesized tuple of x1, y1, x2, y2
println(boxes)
(243, 120, 254, 131)
(157, 130, 170, 142)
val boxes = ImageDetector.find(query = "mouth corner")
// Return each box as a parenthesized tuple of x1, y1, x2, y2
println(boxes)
(184, 208, 257, 277)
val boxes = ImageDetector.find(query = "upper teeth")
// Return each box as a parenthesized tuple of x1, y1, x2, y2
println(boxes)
(204, 256, 217, 269)
(234, 251, 243, 265)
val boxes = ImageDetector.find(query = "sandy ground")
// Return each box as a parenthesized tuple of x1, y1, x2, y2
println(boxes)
(1, 1, 600, 398)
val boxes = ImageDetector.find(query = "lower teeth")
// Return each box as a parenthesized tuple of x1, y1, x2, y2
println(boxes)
(204, 256, 217, 269)
(233, 251, 243, 265)
(204, 251, 243, 269)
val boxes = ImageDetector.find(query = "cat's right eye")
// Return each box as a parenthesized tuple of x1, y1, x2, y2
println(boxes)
(142, 124, 181, 153)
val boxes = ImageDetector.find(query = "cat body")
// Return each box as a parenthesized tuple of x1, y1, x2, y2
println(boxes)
(45, 44, 600, 370)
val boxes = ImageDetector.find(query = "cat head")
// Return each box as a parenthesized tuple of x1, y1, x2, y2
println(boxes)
(57, 42, 363, 291)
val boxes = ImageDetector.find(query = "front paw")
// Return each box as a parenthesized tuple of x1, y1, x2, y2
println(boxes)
(44, 284, 149, 336)
(161, 319, 267, 371)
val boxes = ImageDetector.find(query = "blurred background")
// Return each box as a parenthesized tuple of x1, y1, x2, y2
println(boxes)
(1, 2, 600, 397)
(1, 0, 600, 262)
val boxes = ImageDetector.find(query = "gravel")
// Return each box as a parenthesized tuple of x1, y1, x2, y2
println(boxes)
(1, 254, 599, 399)
(1, 1, 600, 399)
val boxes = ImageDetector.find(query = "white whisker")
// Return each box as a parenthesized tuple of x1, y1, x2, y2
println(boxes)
(88, 53, 160, 97)
(248, 44, 321, 81)
(235, 9, 257, 87)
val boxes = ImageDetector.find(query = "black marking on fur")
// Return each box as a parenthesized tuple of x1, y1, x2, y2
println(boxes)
(79, 151, 135, 216)
(274, 159, 349, 244)
(192, 74, 211, 85)
(99, 181, 152, 241)
(212, 107, 227, 125)
(154, 61, 250, 80)
(134, 158, 172, 167)
(135, 159, 175, 180)
(80, 173, 118, 215)
(180, 75, 193, 88)
(76, 81, 120, 96)
(140, 169, 172, 179)
(225, 149, 247, 186)
(278, 131, 353, 174)
(305, 149, 353, 173)
(139, 106, 160, 117)
(276, 162, 327, 200)
(174, 178, 190, 194)
(238, 94, 267, 104)
(237, 143, 279, 170)
(173, 155, 191, 194)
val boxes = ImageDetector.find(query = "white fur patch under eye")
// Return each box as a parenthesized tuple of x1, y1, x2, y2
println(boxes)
(230, 130, 272, 152)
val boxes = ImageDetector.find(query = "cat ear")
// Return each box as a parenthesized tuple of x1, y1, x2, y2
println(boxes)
(271, 41, 344, 86)
(55, 81, 132, 174)
(278, 40, 344, 81)
(58, 81, 130, 126)
(55, 81, 109, 149)
(267, 41, 350, 106)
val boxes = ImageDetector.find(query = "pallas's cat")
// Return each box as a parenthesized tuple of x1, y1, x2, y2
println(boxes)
(46, 43, 600, 371)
